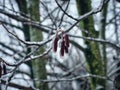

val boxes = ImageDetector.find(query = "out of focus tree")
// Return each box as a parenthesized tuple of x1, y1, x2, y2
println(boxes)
(16, 0, 48, 89)
(76, 0, 107, 89)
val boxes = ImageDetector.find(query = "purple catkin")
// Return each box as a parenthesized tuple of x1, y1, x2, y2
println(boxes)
(60, 40, 65, 56)
(3, 63, 6, 74)
(0, 65, 2, 78)
(64, 34, 69, 47)
(53, 37, 59, 52)
(64, 46, 68, 53)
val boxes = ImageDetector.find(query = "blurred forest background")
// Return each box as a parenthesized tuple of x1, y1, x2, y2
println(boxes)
(0, 0, 120, 90)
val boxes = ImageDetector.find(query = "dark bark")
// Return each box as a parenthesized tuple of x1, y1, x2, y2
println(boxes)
(28, 0, 49, 89)
(76, 0, 105, 89)
(16, 0, 34, 82)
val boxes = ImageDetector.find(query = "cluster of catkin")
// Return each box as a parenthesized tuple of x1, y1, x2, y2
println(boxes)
(53, 30, 69, 56)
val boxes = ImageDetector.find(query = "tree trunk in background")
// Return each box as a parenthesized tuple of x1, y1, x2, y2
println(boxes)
(16, 0, 48, 89)
(113, 1, 120, 89)
(76, 0, 106, 89)
(28, 0, 49, 90)
(16, 0, 34, 80)
(100, 5, 108, 90)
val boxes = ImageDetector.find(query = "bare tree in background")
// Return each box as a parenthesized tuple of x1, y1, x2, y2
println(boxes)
(0, 0, 120, 90)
